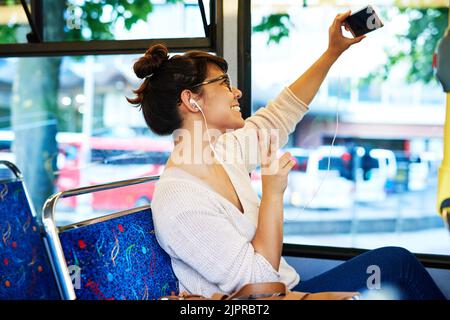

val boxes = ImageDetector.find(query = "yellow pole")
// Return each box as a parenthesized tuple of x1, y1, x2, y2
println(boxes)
(436, 7, 450, 222)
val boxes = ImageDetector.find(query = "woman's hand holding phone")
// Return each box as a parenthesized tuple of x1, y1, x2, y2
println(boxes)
(327, 10, 366, 58)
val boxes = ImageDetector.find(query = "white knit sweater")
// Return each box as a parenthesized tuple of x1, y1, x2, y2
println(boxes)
(152, 87, 309, 297)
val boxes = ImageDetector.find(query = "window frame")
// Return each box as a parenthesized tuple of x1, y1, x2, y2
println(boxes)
(282, 244, 450, 269)
(0, 0, 223, 57)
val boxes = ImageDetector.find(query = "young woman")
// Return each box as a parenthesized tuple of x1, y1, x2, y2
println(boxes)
(128, 11, 446, 300)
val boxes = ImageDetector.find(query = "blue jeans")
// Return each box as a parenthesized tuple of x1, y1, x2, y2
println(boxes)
(292, 246, 446, 300)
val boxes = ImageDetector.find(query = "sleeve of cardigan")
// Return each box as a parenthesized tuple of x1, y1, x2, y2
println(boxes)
(218, 87, 309, 173)
(152, 181, 280, 294)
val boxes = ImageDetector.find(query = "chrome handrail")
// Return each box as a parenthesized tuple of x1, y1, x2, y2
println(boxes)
(0, 160, 39, 221)
(41, 175, 160, 300)
(0, 160, 23, 179)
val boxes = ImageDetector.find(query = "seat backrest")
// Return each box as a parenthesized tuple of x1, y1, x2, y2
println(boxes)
(0, 161, 60, 299)
(57, 206, 178, 300)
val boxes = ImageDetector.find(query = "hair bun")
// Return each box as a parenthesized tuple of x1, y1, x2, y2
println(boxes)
(134, 44, 169, 79)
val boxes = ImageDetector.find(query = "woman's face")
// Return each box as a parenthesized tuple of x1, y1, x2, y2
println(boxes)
(195, 64, 244, 133)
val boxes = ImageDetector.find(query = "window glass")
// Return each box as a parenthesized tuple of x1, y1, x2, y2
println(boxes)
(0, 53, 174, 225)
(251, 0, 449, 255)
(52, 0, 209, 41)
(0, 1, 210, 44)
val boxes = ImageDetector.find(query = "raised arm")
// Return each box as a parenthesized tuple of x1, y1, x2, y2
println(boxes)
(223, 10, 365, 173)
(288, 10, 365, 104)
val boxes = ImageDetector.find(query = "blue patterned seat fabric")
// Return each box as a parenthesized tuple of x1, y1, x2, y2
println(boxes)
(59, 207, 179, 300)
(0, 181, 60, 299)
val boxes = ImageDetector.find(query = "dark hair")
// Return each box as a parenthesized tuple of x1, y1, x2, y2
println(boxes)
(127, 44, 228, 135)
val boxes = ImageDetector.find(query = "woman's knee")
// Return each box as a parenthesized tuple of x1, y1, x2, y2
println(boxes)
(371, 246, 418, 265)
(374, 246, 412, 255)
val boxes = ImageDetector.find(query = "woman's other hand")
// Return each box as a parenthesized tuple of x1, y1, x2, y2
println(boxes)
(258, 130, 295, 197)
(327, 10, 366, 58)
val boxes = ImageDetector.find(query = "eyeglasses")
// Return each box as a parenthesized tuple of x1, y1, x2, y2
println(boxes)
(190, 74, 232, 92)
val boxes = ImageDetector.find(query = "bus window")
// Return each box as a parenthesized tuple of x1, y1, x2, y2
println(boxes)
(55, 135, 173, 213)
(91, 149, 171, 165)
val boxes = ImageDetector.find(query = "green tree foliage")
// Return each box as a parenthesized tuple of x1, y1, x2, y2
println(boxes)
(364, 7, 448, 85)
(0, 0, 21, 43)
(253, 7, 448, 85)
(1, 0, 182, 42)
(65, 0, 174, 41)
(253, 13, 292, 45)
(0, 24, 18, 43)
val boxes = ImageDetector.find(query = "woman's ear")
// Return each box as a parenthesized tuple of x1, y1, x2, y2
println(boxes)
(180, 89, 200, 113)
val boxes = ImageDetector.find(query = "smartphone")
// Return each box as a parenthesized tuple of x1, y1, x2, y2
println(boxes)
(344, 5, 384, 37)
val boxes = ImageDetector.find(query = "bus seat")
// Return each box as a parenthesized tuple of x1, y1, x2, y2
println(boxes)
(42, 176, 178, 300)
(0, 160, 60, 300)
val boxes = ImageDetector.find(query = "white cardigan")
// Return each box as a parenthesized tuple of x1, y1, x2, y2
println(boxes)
(152, 87, 309, 297)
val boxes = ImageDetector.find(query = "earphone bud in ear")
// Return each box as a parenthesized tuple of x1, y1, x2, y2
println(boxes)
(188, 97, 221, 164)
(189, 98, 201, 111)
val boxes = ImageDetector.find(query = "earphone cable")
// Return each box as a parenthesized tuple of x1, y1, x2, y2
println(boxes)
(294, 59, 341, 217)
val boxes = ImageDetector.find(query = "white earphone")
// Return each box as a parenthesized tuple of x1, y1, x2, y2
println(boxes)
(188, 98, 222, 163)
(189, 98, 201, 111)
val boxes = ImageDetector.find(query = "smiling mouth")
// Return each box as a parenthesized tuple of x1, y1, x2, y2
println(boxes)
(230, 105, 241, 112)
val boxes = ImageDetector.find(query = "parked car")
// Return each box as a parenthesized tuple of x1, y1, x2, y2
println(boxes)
(285, 146, 355, 209)
(391, 150, 410, 193)
(408, 153, 430, 191)
(355, 148, 397, 203)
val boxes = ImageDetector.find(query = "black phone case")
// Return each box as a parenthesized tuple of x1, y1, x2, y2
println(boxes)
(345, 6, 384, 37)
